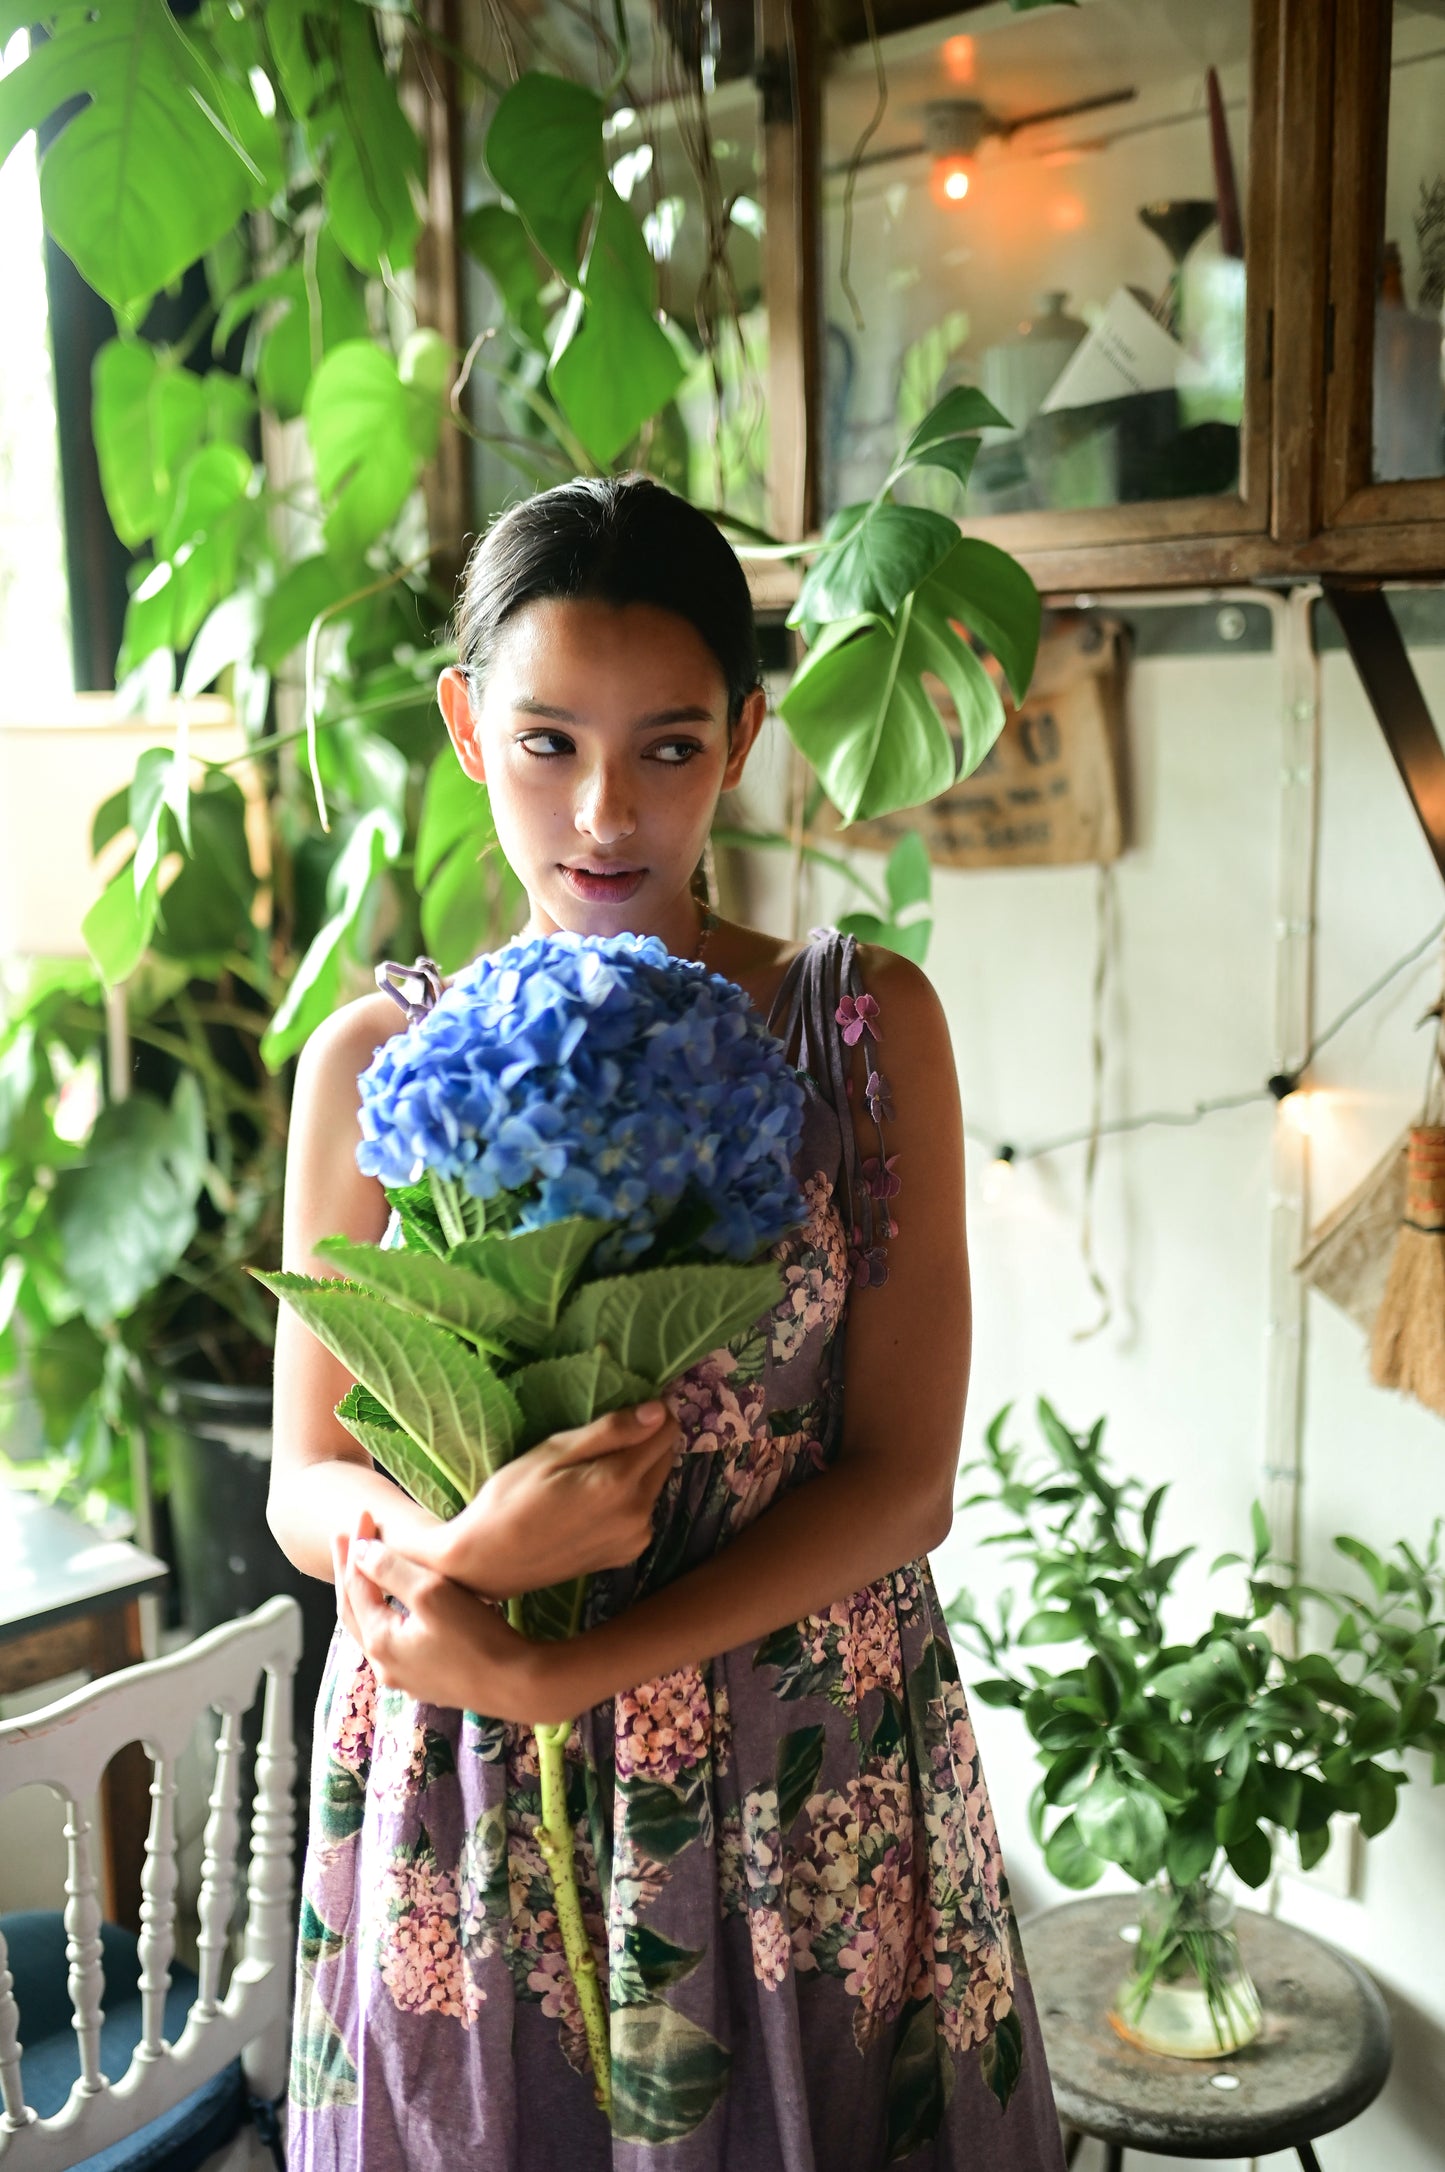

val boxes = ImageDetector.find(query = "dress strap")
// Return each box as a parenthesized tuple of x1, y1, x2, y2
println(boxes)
(766, 928, 897, 1288)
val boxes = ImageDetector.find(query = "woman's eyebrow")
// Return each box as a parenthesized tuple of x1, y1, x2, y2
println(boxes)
(512, 698, 718, 728)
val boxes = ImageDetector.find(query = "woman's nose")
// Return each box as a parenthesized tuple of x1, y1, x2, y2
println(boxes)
(576, 764, 636, 846)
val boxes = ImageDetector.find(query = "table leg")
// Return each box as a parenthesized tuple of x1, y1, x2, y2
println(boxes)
(90, 1601, 150, 1937)
(1103, 2146, 1125, 2172)
(1296, 2147, 1324, 2172)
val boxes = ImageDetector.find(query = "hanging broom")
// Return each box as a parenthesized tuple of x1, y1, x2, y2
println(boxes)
(1371, 1119, 1445, 1419)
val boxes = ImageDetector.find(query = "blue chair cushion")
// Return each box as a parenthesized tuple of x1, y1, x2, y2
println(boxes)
(2, 1910, 247, 2171)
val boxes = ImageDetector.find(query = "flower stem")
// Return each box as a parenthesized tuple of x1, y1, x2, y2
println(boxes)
(533, 1718, 612, 2114)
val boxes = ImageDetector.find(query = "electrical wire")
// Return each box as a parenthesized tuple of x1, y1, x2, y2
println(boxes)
(985, 913, 1445, 1168)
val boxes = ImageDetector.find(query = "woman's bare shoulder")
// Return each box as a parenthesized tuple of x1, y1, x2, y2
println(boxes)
(294, 990, 409, 1108)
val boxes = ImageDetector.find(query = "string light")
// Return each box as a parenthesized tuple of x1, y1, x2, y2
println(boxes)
(979, 914, 1445, 1172)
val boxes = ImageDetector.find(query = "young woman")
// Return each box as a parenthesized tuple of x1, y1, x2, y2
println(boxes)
(269, 476, 1064, 2171)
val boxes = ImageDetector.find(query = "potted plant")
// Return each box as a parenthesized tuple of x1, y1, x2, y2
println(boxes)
(945, 1400, 1445, 2057)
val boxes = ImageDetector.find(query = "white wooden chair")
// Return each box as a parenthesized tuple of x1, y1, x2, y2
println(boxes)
(0, 1594, 301, 2169)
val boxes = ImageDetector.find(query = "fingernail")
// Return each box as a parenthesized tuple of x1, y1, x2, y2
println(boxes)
(636, 1400, 664, 1422)
(352, 1539, 374, 1565)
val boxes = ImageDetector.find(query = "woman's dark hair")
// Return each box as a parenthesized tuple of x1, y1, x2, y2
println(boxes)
(454, 475, 761, 727)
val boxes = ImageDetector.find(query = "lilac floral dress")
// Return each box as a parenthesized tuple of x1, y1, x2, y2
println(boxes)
(288, 928, 1064, 2171)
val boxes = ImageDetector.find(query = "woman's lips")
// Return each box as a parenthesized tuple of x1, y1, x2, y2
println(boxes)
(561, 864, 647, 903)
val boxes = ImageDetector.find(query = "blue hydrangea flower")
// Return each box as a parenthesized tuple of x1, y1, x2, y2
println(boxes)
(356, 932, 807, 1262)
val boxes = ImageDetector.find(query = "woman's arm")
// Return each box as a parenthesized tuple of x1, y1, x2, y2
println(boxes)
(342, 947, 971, 1722)
(267, 994, 454, 1584)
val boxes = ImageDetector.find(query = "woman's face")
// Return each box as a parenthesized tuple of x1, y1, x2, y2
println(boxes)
(437, 596, 765, 951)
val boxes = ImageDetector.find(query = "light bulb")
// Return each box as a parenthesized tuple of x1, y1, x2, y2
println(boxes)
(1280, 1089, 1314, 1137)
(982, 1148, 1017, 1206)
(930, 154, 973, 210)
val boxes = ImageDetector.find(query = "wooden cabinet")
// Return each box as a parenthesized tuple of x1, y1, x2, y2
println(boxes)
(770, 0, 1445, 591)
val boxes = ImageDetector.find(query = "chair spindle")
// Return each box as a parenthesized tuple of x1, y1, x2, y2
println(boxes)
(136, 1747, 178, 2061)
(0, 1920, 33, 2133)
(195, 1705, 242, 2013)
(62, 1790, 106, 2096)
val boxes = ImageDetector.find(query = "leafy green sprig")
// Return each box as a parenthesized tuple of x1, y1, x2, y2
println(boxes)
(944, 1399, 1445, 1894)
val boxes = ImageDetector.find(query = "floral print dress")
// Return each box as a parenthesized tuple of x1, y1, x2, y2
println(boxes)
(288, 928, 1064, 2172)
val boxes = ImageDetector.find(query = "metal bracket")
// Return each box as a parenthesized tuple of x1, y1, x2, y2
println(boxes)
(1323, 581, 1445, 888)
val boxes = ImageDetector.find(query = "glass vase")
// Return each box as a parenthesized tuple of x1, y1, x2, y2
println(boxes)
(1110, 1880, 1262, 2058)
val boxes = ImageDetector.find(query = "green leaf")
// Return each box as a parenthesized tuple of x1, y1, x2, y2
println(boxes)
(552, 1260, 782, 1389)
(1251, 1500, 1272, 1563)
(416, 758, 496, 887)
(334, 1383, 465, 1521)
(918, 537, 1041, 707)
(781, 606, 956, 823)
(1296, 1822, 1332, 1872)
(451, 1218, 609, 1345)
(460, 202, 549, 350)
(314, 6, 423, 275)
(305, 341, 424, 554)
(901, 384, 1013, 463)
(610, 2001, 731, 2147)
(248, 231, 370, 421)
(775, 1724, 827, 1829)
(885, 831, 932, 915)
(261, 809, 401, 1068)
(1042, 1812, 1104, 1889)
(1074, 1768, 1167, 1881)
(1334, 1534, 1390, 1596)
(91, 339, 208, 547)
(506, 1349, 653, 1444)
(82, 858, 159, 986)
(252, 1273, 520, 1498)
(27, 1317, 107, 1448)
(398, 328, 450, 460)
(2, 0, 257, 322)
(152, 773, 257, 958)
(1225, 1824, 1274, 1888)
(793, 504, 960, 626)
(52, 1076, 206, 1324)
(1165, 1807, 1220, 1887)
(484, 72, 606, 285)
(548, 186, 685, 464)
(313, 1236, 523, 1351)
(1042, 1746, 1096, 1806)
(256, 551, 366, 673)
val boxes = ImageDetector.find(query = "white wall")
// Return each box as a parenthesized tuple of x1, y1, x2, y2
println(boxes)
(735, 622, 1445, 2170)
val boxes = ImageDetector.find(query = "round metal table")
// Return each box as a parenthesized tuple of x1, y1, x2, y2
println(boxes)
(1023, 1896, 1392, 2169)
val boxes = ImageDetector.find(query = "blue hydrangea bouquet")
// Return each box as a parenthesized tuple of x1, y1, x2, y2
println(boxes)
(255, 930, 806, 2110)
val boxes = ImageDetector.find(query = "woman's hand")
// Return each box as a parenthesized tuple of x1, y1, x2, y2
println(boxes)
(402, 1400, 682, 1598)
(334, 1511, 576, 1722)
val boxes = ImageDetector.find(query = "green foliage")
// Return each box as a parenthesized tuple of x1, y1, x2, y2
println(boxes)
(782, 397, 1041, 819)
(946, 1400, 1445, 1897)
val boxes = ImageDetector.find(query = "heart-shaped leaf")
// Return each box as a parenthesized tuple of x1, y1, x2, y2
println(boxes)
(792, 503, 959, 628)
(485, 72, 606, 285)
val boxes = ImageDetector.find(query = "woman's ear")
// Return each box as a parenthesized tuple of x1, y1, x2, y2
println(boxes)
(438, 665, 486, 783)
(720, 685, 768, 792)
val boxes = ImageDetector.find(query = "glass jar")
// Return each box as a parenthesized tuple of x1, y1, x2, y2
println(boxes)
(1110, 1880, 1262, 2059)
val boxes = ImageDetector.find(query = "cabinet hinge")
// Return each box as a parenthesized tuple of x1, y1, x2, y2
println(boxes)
(1324, 301, 1335, 376)
(1263, 307, 1273, 382)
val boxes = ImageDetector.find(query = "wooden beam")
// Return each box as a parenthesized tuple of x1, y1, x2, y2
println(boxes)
(1324, 583, 1445, 887)
(758, 0, 823, 540)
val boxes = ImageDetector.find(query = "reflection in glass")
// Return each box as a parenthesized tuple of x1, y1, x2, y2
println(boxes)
(1374, 8, 1445, 484)
(455, 4, 768, 529)
(821, 2, 1252, 520)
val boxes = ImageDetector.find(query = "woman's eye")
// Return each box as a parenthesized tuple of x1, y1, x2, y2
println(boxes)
(648, 739, 702, 765)
(517, 732, 573, 759)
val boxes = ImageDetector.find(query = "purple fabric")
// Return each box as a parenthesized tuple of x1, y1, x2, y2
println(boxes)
(287, 929, 1064, 2170)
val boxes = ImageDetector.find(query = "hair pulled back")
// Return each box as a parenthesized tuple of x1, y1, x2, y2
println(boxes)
(454, 475, 761, 727)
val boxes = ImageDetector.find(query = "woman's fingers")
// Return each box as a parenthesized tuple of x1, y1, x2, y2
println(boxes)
(551, 1402, 671, 1462)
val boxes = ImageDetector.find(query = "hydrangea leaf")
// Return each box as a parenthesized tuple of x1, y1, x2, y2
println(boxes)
(552, 1261, 781, 1388)
(253, 1273, 520, 1497)
(451, 1218, 610, 1348)
(314, 1236, 523, 1353)
(507, 1350, 653, 1446)
(518, 1575, 588, 1646)
(334, 1384, 465, 1521)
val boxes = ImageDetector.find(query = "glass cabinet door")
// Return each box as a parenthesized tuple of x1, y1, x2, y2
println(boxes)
(817, 0, 1270, 546)
(1322, 0, 1445, 553)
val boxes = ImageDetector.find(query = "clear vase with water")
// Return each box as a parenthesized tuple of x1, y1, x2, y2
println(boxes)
(1110, 1880, 1262, 2058)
